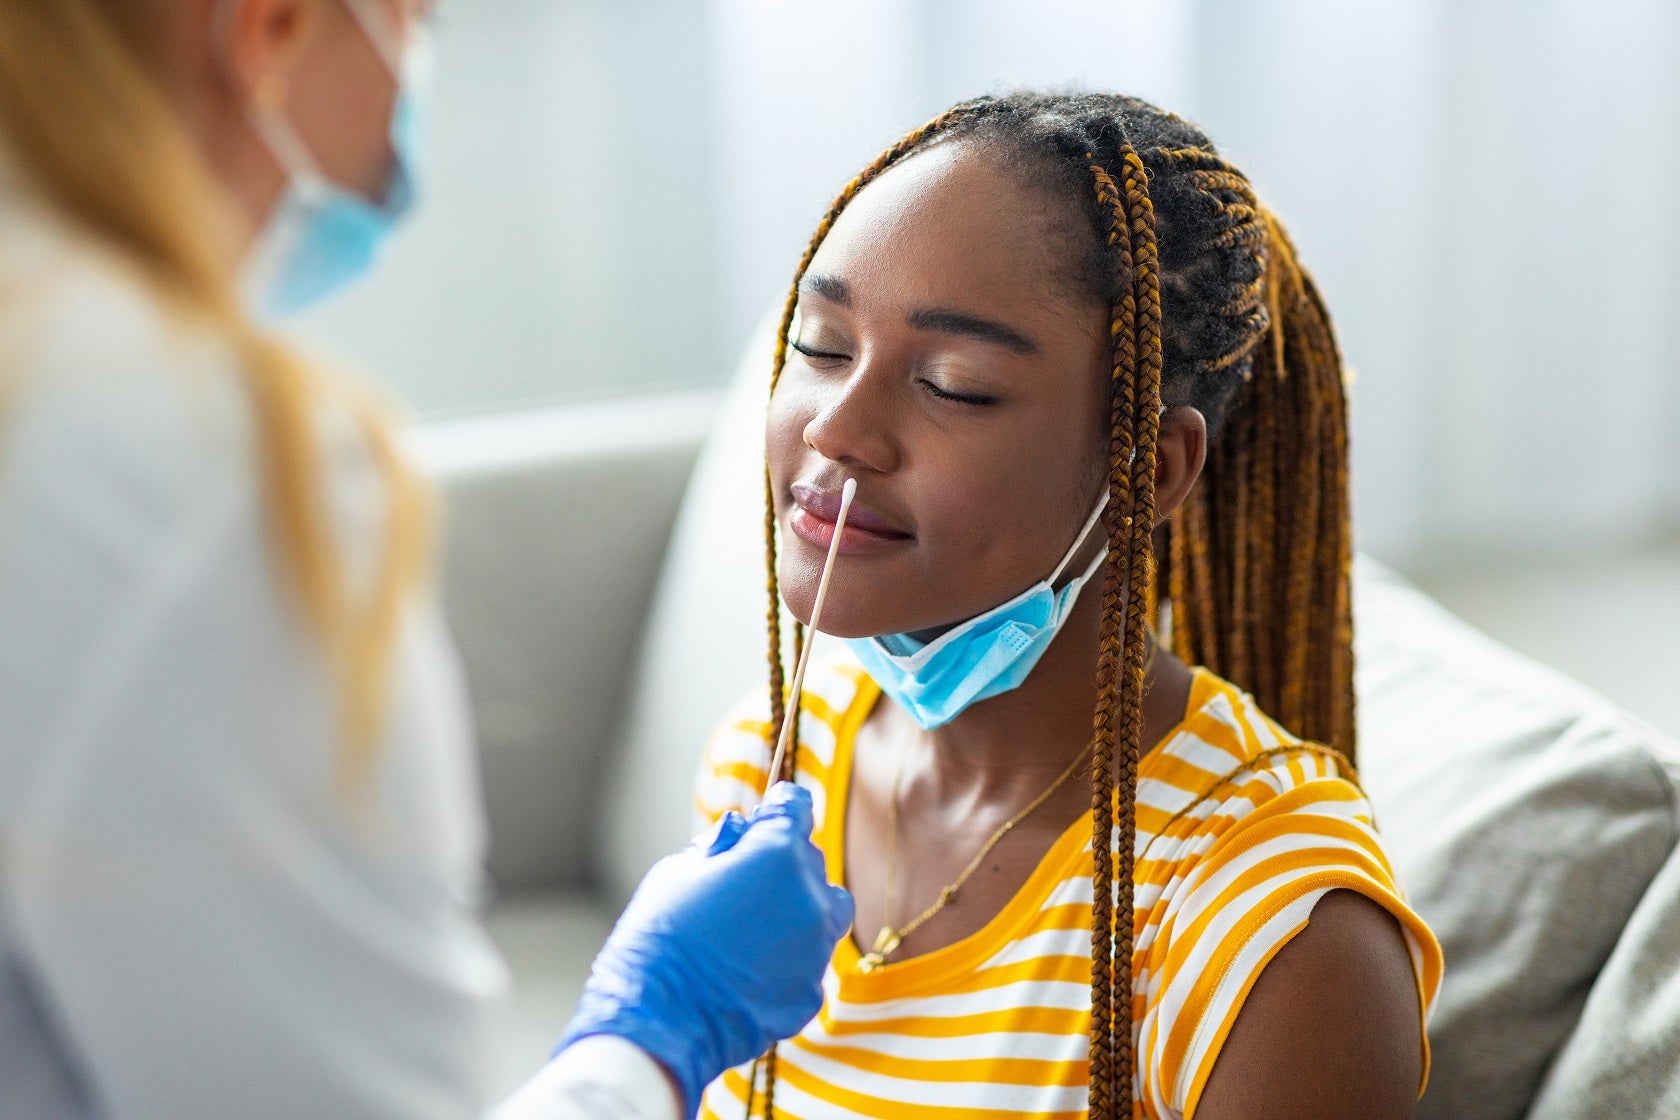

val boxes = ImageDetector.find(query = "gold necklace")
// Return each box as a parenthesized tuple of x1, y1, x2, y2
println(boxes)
(856, 739, 1093, 973)
(856, 640, 1159, 974)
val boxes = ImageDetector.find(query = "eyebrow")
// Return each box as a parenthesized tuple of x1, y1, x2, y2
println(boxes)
(801, 273, 852, 306)
(906, 308, 1039, 355)
(801, 273, 1040, 356)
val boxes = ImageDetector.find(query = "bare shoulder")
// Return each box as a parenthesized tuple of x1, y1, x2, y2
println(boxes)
(1193, 889, 1424, 1120)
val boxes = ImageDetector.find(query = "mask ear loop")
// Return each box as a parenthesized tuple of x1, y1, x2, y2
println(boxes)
(1048, 492, 1111, 587)
(247, 92, 329, 190)
(1050, 403, 1174, 590)
(213, 1, 339, 190)
(340, 0, 410, 73)
(1054, 403, 1174, 588)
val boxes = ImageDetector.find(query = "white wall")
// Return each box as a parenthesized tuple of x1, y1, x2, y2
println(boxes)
(1192, 0, 1680, 566)
(291, 0, 717, 418)
(1191, 0, 1450, 564)
(299, 0, 1194, 420)
(299, 0, 1680, 569)
(706, 0, 1196, 369)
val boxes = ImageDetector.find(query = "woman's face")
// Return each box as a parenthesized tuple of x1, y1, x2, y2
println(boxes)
(211, 0, 434, 203)
(769, 142, 1113, 639)
(283, 0, 430, 199)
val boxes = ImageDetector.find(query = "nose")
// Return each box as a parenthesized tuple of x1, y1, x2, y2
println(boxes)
(800, 364, 902, 475)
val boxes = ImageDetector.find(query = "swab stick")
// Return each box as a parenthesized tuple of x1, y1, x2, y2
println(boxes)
(764, 477, 856, 798)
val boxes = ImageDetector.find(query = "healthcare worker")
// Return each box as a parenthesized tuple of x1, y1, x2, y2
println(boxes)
(0, 1, 851, 1118)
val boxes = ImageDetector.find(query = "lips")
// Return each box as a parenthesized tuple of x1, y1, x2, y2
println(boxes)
(789, 481, 913, 556)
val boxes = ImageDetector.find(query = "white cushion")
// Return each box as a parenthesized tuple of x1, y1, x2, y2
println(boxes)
(601, 329, 1680, 1120)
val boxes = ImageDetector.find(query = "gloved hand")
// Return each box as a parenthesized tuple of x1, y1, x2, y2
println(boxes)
(556, 782, 854, 1117)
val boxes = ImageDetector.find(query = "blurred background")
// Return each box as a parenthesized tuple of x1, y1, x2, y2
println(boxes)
(300, 0, 1680, 737)
(292, 0, 1677, 728)
(280, 0, 1680, 1088)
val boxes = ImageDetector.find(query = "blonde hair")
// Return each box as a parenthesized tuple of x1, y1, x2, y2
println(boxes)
(0, 0, 431, 787)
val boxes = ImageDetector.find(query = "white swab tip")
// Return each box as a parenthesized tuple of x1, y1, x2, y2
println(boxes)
(840, 478, 857, 507)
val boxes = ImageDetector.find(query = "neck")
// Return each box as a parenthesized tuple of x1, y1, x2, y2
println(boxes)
(899, 577, 1192, 806)
(186, 101, 287, 261)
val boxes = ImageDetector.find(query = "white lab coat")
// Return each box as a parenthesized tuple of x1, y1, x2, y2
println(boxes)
(0, 167, 674, 1120)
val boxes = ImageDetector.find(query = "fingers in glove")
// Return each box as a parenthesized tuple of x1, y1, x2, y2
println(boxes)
(750, 780, 815, 835)
(698, 811, 750, 856)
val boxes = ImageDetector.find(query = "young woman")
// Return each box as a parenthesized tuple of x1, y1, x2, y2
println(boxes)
(695, 93, 1443, 1120)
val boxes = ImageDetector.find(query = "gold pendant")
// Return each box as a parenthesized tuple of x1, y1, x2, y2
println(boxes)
(856, 926, 902, 973)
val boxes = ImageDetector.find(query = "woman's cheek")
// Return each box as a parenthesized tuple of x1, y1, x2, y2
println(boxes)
(765, 396, 809, 495)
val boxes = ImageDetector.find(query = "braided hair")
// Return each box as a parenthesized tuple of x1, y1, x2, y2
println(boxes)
(751, 91, 1355, 1120)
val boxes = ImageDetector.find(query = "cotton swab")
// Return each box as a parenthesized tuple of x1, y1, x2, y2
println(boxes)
(763, 477, 857, 798)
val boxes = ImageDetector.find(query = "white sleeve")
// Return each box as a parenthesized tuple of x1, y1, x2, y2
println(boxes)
(490, 1038, 680, 1120)
(0, 345, 509, 1119)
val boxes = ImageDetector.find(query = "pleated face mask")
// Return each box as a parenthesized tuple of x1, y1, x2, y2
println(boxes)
(232, 0, 432, 316)
(845, 494, 1108, 730)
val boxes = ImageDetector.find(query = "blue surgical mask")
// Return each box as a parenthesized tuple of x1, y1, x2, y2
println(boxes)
(238, 0, 431, 316)
(846, 495, 1110, 730)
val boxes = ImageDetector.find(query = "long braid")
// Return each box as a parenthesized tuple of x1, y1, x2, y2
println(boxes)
(1157, 178, 1356, 760)
(1082, 157, 1132, 1118)
(1296, 265, 1357, 755)
(782, 620, 806, 783)
(757, 1047, 776, 1120)
(762, 466, 787, 762)
(1084, 137, 1168, 1119)
(1116, 144, 1165, 1115)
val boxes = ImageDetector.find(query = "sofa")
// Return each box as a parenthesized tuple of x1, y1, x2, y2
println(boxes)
(415, 333, 1680, 1118)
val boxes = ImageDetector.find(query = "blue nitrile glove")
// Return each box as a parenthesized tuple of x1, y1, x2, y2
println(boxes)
(556, 782, 853, 1117)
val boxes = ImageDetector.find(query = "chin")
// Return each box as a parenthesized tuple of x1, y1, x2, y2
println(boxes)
(775, 553, 940, 638)
(775, 585, 876, 640)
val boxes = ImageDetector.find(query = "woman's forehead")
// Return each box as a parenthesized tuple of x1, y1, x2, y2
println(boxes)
(808, 143, 1085, 320)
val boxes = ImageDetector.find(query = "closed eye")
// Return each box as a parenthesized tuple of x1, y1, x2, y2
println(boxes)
(920, 379, 999, 407)
(791, 340, 850, 364)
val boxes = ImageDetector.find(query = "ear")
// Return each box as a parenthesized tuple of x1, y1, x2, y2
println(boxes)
(1152, 405, 1207, 528)
(218, 0, 325, 107)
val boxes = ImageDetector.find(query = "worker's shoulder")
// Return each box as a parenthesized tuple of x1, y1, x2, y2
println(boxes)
(1, 220, 255, 514)
(0, 216, 393, 569)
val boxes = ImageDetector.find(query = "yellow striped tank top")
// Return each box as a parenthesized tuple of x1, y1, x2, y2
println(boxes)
(693, 658, 1442, 1120)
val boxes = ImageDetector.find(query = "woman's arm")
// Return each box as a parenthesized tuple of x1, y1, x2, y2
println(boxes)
(1194, 889, 1426, 1120)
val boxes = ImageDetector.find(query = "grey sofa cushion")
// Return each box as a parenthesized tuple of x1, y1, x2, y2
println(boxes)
(1523, 837, 1680, 1119)
(417, 394, 715, 890)
(1356, 559, 1680, 1120)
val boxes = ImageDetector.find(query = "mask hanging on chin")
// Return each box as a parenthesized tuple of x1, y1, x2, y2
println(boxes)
(233, 0, 432, 317)
(844, 493, 1111, 731)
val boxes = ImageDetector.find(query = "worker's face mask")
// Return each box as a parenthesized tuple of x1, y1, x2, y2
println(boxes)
(845, 493, 1109, 731)
(227, 0, 432, 316)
